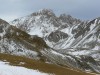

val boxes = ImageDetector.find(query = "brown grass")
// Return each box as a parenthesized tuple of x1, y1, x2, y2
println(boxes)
(0, 53, 96, 75)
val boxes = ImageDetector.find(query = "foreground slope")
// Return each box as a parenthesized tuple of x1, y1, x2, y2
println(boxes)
(0, 61, 48, 75)
(0, 53, 95, 75)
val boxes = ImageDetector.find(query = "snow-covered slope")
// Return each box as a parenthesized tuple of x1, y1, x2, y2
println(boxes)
(54, 18, 100, 49)
(11, 9, 82, 48)
(11, 9, 61, 37)
(0, 61, 49, 75)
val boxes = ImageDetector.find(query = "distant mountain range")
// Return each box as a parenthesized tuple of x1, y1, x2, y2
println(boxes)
(0, 9, 100, 74)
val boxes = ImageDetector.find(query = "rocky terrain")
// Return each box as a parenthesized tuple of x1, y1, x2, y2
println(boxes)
(0, 9, 100, 75)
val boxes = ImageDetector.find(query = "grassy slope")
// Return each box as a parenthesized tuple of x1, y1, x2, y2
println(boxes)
(0, 53, 96, 75)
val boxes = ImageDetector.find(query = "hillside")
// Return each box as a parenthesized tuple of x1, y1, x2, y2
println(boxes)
(0, 53, 96, 75)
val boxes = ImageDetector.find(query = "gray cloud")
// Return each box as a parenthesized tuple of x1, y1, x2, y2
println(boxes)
(0, 0, 100, 21)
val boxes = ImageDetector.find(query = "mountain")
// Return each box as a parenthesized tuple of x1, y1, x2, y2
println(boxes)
(11, 9, 100, 50)
(11, 9, 82, 48)
(1, 9, 100, 74)
(11, 9, 60, 37)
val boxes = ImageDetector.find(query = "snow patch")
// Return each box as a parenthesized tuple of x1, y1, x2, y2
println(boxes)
(0, 61, 51, 75)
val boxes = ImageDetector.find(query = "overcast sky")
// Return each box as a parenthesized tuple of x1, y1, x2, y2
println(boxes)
(0, 0, 100, 21)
